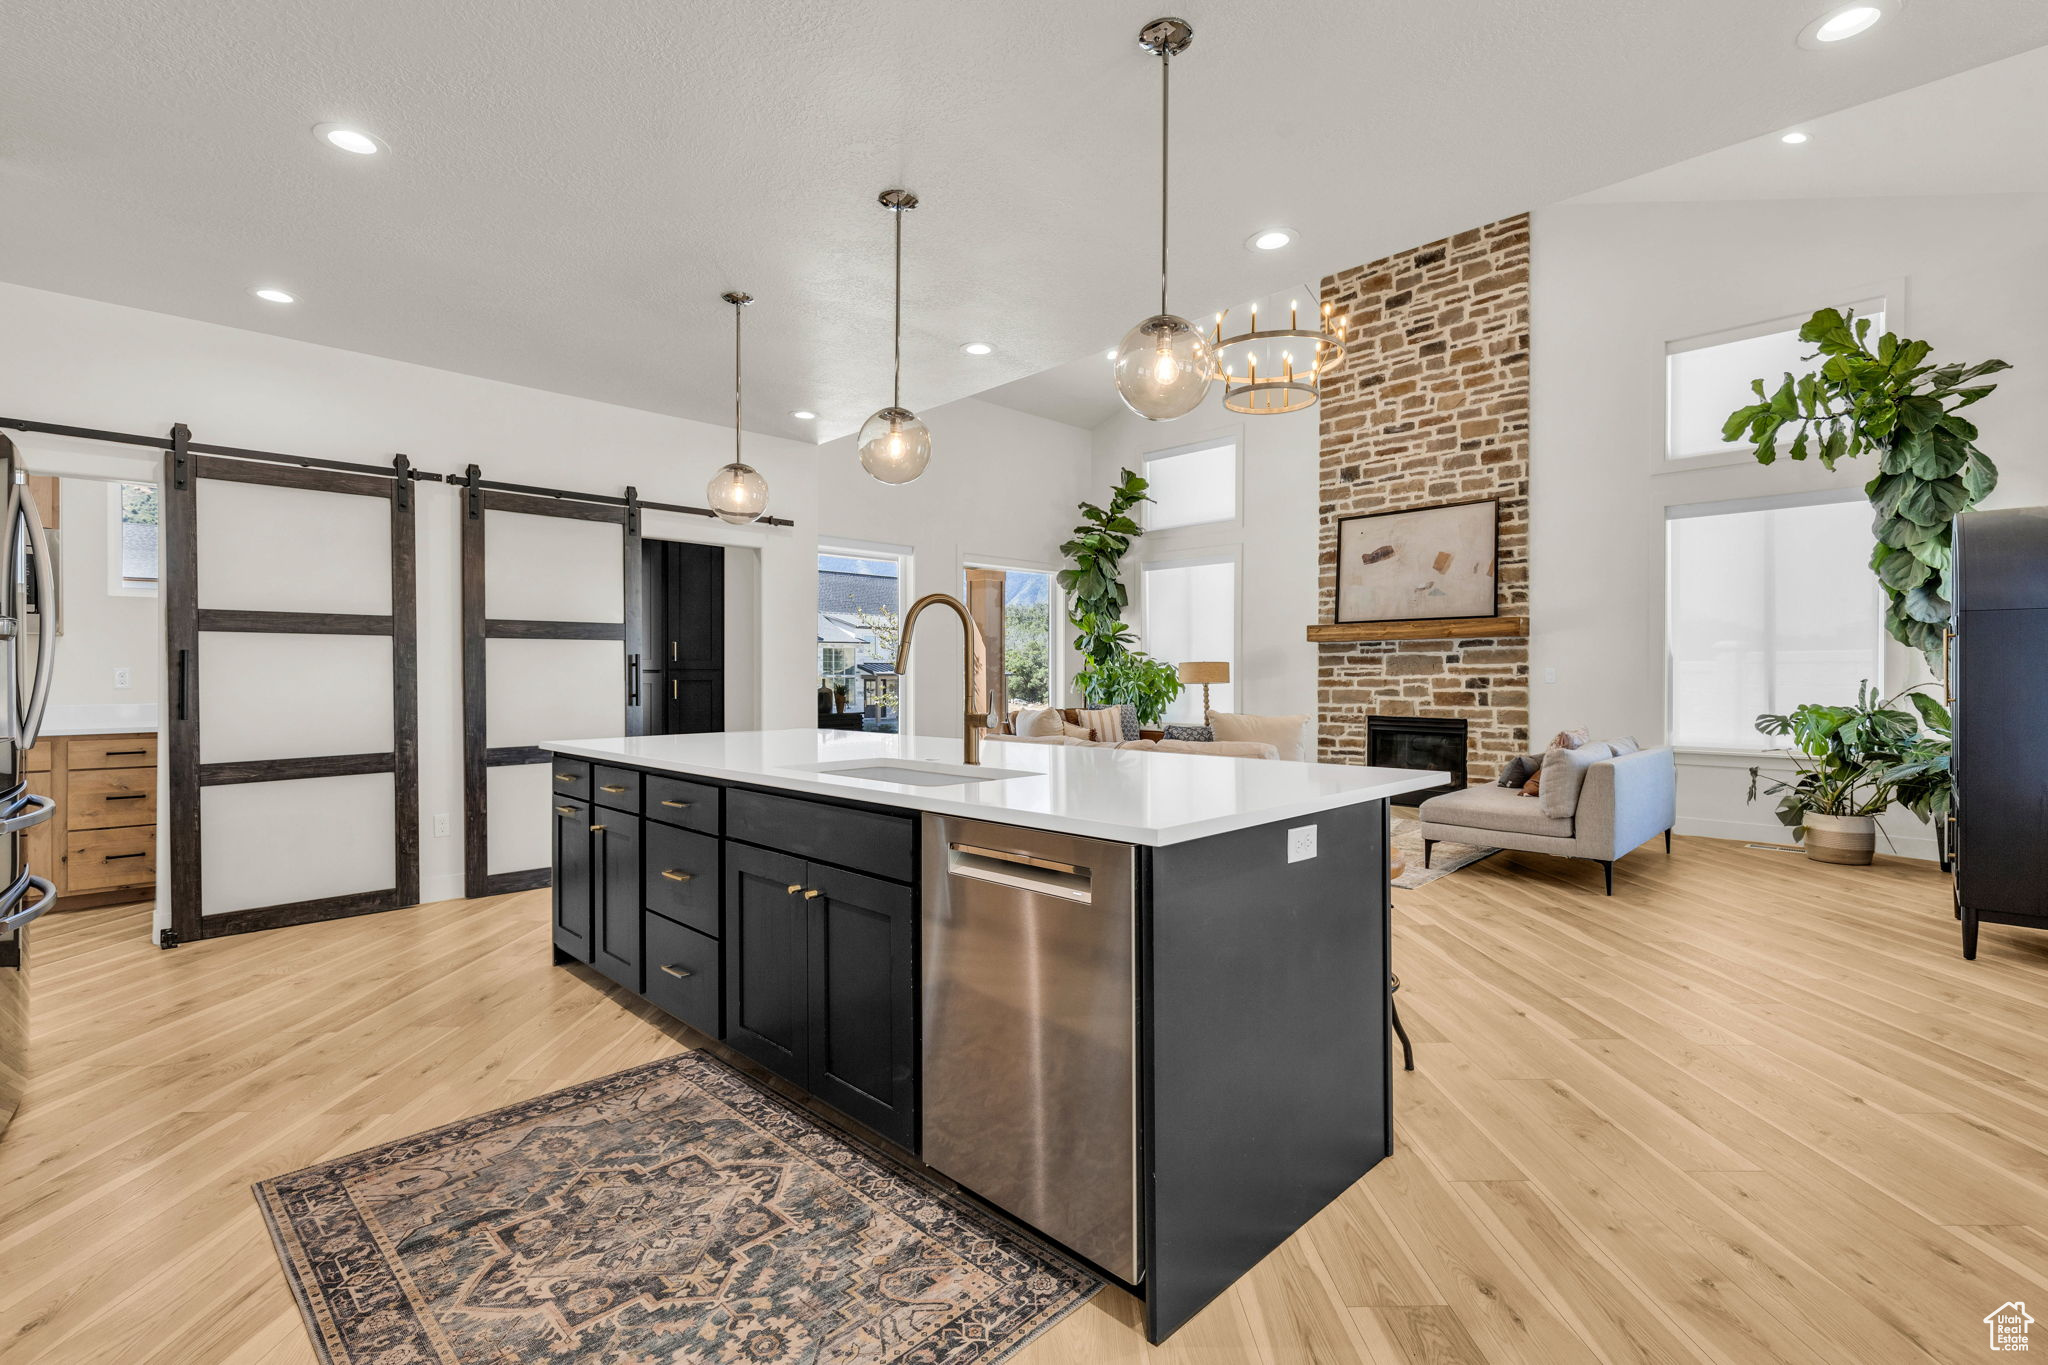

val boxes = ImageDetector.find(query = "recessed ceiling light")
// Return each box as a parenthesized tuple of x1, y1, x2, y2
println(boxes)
(252, 287, 295, 304)
(960, 342, 993, 356)
(312, 122, 385, 155)
(1799, 3, 1887, 47)
(1247, 228, 1295, 251)
(791, 410, 817, 420)
(1781, 131, 1810, 144)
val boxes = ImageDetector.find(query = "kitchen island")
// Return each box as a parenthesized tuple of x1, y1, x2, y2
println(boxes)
(541, 728, 1441, 1343)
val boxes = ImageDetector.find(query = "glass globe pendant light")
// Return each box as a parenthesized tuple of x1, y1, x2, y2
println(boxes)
(858, 189, 933, 484)
(1113, 17, 1215, 421)
(706, 291, 771, 525)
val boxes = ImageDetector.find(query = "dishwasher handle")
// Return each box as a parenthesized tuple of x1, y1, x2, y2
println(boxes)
(947, 842, 1094, 903)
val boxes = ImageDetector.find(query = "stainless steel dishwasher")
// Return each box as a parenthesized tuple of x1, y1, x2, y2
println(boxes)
(921, 814, 1140, 1281)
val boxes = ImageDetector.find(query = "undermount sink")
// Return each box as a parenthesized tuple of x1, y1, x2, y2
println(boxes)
(799, 758, 1035, 787)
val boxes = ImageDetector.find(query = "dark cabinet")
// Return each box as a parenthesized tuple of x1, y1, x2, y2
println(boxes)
(644, 913, 721, 1035)
(805, 863, 916, 1145)
(640, 539, 725, 735)
(725, 843, 809, 1080)
(724, 842, 918, 1149)
(591, 813, 642, 989)
(551, 799, 593, 961)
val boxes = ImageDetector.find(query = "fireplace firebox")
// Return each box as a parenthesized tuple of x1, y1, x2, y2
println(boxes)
(1366, 716, 1468, 802)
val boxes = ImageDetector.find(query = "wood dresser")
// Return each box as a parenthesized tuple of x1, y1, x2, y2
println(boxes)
(24, 732, 157, 911)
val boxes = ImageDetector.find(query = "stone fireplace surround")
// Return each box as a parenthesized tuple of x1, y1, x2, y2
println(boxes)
(1314, 214, 1532, 786)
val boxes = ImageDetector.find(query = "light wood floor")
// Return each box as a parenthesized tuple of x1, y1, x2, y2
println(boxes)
(2, 838, 2043, 1363)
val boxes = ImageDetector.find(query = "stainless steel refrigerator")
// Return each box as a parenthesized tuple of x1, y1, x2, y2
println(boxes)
(0, 437, 61, 1139)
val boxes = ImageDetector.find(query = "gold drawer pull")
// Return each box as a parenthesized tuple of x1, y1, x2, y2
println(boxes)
(599, 784, 628, 794)
(589, 823, 606, 833)
(660, 799, 691, 809)
(555, 773, 578, 782)
(660, 869, 693, 882)
(555, 805, 578, 815)
(786, 883, 802, 894)
(658, 964, 694, 979)
(802, 889, 822, 900)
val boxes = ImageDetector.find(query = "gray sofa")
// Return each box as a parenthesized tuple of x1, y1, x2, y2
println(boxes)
(1417, 743, 1676, 894)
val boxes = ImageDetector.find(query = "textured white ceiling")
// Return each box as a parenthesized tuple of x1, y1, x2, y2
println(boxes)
(5, 1, 2045, 444)
(1575, 41, 2048, 204)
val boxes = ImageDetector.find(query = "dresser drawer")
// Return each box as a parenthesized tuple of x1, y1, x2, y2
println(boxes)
(550, 757, 592, 801)
(592, 765, 642, 814)
(643, 913, 721, 1036)
(67, 826, 156, 890)
(726, 788, 914, 883)
(69, 734, 156, 770)
(67, 767, 157, 830)
(646, 774, 720, 834)
(644, 822, 720, 937)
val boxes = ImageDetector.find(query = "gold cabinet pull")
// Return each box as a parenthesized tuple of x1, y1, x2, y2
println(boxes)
(555, 773, 577, 782)
(659, 963, 693, 979)
(590, 823, 605, 833)
(599, 784, 628, 794)
(660, 799, 691, 809)
(786, 883, 803, 894)
(802, 889, 822, 900)
(660, 869, 692, 882)
(555, 805, 577, 815)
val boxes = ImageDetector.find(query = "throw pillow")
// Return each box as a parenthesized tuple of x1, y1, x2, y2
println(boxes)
(1608, 735, 1641, 756)
(1013, 705, 1065, 738)
(1522, 770, 1542, 797)
(1074, 707, 1124, 742)
(1538, 741, 1615, 820)
(1162, 723, 1215, 742)
(1060, 722, 1095, 741)
(1118, 703, 1141, 741)
(1550, 728, 1589, 751)
(1497, 753, 1540, 788)
(1208, 712, 1313, 762)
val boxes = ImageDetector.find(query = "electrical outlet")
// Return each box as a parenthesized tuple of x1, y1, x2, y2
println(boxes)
(113, 667, 132, 689)
(1542, 666, 1557, 685)
(1287, 824, 1318, 863)
(432, 813, 450, 838)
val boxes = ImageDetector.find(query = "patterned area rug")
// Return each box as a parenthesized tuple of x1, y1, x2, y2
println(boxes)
(1390, 814, 1499, 889)
(256, 1050, 1099, 1364)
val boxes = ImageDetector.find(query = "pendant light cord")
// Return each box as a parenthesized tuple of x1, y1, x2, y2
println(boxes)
(732, 298, 743, 462)
(1159, 46, 1171, 317)
(892, 205, 904, 409)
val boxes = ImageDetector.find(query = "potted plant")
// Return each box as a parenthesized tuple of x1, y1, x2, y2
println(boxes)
(1721, 309, 2008, 669)
(1058, 468, 1185, 726)
(1746, 681, 1951, 864)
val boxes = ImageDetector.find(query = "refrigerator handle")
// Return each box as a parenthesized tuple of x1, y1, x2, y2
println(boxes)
(0, 792, 55, 834)
(0, 872, 56, 932)
(14, 479, 56, 750)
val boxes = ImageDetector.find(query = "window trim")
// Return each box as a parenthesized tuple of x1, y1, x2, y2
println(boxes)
(107, 481, 161, 599)
(960, 556, 1062, 712)
(1137, 545, 1243, 725)
(1662, 489, 1886, 753)
(1139, 434, 1244, 535)
(1658, 287, 1899, 475)
(818, 539, 912, 733)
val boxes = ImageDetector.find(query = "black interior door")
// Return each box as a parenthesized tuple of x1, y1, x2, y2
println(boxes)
(641, 539, 725, 734)
(550, 800, 593, 961)
(805, 862, 917, 1148)
(724, 843, 808, 1083)
(590, 815, 642, 989)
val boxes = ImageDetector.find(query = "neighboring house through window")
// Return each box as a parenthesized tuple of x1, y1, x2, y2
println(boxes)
(817, 550, 903, 733)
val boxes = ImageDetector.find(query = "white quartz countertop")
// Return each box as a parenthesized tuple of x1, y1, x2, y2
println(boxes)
(36, 703, 159, 737)
(541, 730, 1444, 847)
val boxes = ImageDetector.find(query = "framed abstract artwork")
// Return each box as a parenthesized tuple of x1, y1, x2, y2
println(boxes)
(1334, 498, 1499, 623)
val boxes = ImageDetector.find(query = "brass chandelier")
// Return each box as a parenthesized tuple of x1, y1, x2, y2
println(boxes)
(1211, 291, 1348, 415)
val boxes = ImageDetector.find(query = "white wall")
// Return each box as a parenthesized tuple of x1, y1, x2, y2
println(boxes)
(815, 398, 1095, 738)
(1088, 402, 1321, 723)
(0, 280, 821, 917)
(46, 477, 162, 708)
(1530, 193, 2048, 857)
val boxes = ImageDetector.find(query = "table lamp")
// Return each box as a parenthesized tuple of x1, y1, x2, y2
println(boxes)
(1176, 661, 1230, 720)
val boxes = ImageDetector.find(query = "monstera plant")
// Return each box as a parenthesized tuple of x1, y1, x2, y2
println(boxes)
(1721, 308, 2008, 667)
(1057, 468, 1184, 724)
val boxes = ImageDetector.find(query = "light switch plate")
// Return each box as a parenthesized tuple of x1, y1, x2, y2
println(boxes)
(1287, 824, 1318, 862)
(1542, 666, 1557, 684)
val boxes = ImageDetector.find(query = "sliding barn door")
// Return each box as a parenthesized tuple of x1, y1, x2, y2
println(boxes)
(460, 469, 642, 898)
(162, 434, 419, 944)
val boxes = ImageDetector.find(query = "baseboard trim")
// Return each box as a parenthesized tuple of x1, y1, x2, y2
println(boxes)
(1675, 814, 1938, 862)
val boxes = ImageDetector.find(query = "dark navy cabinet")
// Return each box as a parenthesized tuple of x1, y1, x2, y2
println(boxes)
(590, 812, 642, 990)
(550, 798, 592, 961)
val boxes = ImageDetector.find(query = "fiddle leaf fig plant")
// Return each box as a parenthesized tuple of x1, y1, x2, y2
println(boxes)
(1057, 467, 1185, 724)
(1721, 308, 2008, 665)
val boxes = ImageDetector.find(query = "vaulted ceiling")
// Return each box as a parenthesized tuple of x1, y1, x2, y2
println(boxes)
(6, 2, 2044, 442)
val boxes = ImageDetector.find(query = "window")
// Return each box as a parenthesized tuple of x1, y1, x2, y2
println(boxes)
(817, 550, 903, 732)
(964, 564, 1055, 717)
(106, 481, 160, 596)
(1666, 303, 1884, 464)
(1142, 555, 1236, 725)
(1666, 496, 1883, 749)
(1142, 439, 1237, 531)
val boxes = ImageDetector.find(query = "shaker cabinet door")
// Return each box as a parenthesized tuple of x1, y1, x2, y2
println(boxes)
(590, 813, 643, 991)
(551, 800, 593, 961)
(805, 863, 917, 1149)
(723, 843, 810, 1085)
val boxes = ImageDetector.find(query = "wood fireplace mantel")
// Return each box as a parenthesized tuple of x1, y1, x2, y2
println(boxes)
(1306, 617, 1527, 643)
